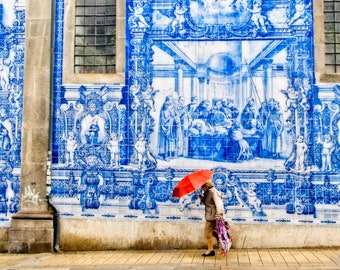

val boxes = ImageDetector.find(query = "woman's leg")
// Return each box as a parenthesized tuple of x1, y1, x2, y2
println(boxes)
(203, 220, 216, 255)
(207, 234, 214, 251)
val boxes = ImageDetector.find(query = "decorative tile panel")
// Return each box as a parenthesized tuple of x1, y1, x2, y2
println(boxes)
(0, 0, 25, 227)
(48, 0, 340, 227)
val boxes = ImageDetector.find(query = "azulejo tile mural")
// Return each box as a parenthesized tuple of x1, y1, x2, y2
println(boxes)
(49, 0, 340, 225)
(1, 0, 339, 228)
(48, 0, 340, 226)
(0, 0, 25, 227)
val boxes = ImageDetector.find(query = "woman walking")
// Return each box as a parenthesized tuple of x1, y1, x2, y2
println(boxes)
(199, 180, 224, 256)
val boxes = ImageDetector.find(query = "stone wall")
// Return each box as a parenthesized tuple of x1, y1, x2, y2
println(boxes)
(58, 220, 340, 250)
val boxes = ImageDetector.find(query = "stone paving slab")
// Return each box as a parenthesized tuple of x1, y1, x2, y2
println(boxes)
(0, 248, 339, 270)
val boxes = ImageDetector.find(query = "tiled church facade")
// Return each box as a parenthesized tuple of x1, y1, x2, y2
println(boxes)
(0, 0, 339, 253)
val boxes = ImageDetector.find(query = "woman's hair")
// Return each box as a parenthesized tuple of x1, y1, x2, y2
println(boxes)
(202, 179, 213, 189)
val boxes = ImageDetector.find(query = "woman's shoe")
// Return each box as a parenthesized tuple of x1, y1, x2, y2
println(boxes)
(202, 250, 215, 257)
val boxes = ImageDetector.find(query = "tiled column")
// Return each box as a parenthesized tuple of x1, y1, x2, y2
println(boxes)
(262, 59, 273, 100)
(175, 60, 184, 97)
(8, 0, 54, 253)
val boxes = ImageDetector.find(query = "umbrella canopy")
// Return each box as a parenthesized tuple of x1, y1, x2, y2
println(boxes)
(172, 170, 214, 198)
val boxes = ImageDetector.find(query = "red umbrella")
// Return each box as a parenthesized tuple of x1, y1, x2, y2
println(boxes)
(172, 170, 214, 198)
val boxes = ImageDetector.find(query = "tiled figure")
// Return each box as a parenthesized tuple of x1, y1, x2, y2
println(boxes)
(65, 131, 77, 167)
(246, 0, 268, 33)
(295, 135, 308, 171)
(107, 133, 123, 169)
(321, 134, 335, 172)
(134, 132, 147, 169)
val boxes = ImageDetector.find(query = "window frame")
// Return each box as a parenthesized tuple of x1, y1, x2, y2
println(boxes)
(314, 1, 340, 82)
(63, 0, 125, 84)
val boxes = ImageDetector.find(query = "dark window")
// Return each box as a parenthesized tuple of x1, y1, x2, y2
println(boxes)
(74, 0, 116, 74)
(324, 0, 340, 73)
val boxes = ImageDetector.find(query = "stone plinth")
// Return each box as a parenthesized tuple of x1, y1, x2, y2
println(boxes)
(8, 213, 54, 253)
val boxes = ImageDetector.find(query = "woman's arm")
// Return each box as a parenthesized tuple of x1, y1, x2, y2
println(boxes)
(213, 190, 224, 218)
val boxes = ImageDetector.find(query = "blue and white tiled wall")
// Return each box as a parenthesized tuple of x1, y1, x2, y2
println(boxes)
(1, 0, 340, 228)
(0, 0, 25, 227)
(49, 0, 340, 225)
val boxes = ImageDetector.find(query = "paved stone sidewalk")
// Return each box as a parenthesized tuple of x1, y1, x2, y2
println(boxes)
(0, 248, 339, 270)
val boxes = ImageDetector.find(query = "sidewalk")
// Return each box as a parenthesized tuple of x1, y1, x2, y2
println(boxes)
(0, 248, 339, 270)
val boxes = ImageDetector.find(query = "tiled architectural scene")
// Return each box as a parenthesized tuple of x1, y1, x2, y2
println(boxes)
(0, 0, 339, 252)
